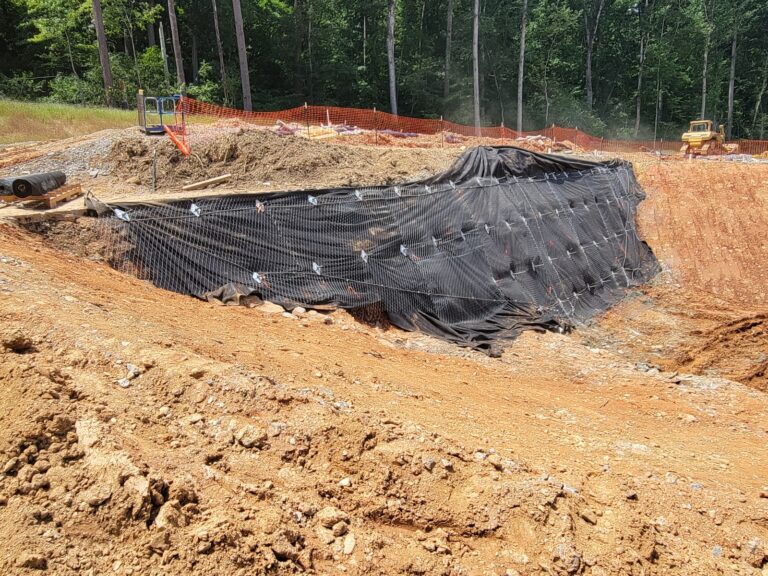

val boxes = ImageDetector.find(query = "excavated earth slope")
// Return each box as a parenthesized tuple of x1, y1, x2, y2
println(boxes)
(1, 133, 768, 575)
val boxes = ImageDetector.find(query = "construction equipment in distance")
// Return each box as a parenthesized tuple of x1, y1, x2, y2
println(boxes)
(680, 120, 739, 156)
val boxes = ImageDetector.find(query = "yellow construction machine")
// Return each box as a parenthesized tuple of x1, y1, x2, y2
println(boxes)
(680, 120, 739, 156)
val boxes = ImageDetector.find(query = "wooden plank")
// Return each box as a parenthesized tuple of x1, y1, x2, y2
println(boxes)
(181, 174, 232, 192)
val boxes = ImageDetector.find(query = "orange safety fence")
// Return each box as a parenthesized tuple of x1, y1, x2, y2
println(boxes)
(173, 96, 768, 158)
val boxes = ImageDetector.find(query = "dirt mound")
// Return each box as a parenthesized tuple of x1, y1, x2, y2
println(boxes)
(109, 130, 457, 191)
(580, 280, 768, 390)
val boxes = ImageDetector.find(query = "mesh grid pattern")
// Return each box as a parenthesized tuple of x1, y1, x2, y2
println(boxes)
(94, 147, 659, 350)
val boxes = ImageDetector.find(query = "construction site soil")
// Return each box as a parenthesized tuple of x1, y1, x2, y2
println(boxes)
(109, 131, 458, 191)
(1, 128, 767, 576)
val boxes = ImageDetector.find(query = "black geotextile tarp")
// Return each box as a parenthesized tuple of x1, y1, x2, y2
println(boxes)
(90, 146, 659, 351)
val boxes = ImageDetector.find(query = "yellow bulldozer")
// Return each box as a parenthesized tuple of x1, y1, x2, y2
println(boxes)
(680, 120, 739, 156)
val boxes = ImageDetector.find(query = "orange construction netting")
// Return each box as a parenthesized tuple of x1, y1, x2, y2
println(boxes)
(168, 96, 768, 159)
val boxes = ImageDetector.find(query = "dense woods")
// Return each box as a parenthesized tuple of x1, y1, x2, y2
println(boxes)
(1, 0, 767, 138)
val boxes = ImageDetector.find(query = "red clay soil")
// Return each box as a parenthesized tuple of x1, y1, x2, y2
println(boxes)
(582, 160, 768, 391)
(1, 135, 768, 575)
(2, 222, 768, 575)
(635, 160, 768, 306)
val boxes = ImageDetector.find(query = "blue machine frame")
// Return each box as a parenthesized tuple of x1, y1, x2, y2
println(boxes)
(137, 92, 185, 135)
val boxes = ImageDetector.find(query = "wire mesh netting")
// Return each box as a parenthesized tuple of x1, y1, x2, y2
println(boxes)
(90, 146, 659, 351)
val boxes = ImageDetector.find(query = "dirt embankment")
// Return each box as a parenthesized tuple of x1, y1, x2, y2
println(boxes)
(635, 161, 768, 307)
(22, 153, 768, 392)
(109, 131, 458, 191)
(578, 161, 768, 391)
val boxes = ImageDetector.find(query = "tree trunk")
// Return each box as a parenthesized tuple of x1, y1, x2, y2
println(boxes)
(584, 0, 605, 113)
(752, 55, 768, 131)
(159, 21, 170, 85)
(516, 0, 528, 133)
(124, 10, 142, 87)
(472, 0, 480, 134)
(292, 0, 303, 93)
(91, 0, 113, 105)
(64, 30, 79, 79)
(307, 0, 313, 100)
(166, 0, 185, 86)
(726, 31, 736, 139)
(634, 32, 645, 137)
(418, 0, 426, 51)
(585, 21, 593, 111)
(147, 22, 156, 46)
(232, 0, 252, 110)
(490, 56, 504, 126)
(444, 0, 453, 104)
(652, 6, 666, 142)
(544, 45, 552, 125)
(387, 0, 398, 115)
(191, 35, 199, 83)
(211, 0, 229, 103)
(701, 31, 709, 118)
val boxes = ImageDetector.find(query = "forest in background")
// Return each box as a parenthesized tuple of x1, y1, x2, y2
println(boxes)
(0, 0, 767, 139)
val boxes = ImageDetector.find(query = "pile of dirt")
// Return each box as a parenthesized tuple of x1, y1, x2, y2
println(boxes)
(581, 279, 768, 391)
(514, 135, 584, 154)
(109, 130, 458, 191)
(339, 131, 584, 154)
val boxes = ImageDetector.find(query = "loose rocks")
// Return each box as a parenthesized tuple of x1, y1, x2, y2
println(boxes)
(316, 506, 349, 529)
(343, 533, 356, 555)
(235, 425, 267, 449)
(16, 553, 47, 570)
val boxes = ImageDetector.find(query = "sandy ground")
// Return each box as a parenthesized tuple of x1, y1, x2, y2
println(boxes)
(1, 129, 767, 575)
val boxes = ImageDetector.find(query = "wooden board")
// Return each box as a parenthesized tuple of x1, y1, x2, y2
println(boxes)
(8, 210, 87, 224)
(41, 184, 83, 209)
(182, 174, 232, 191)
(0, 194, 23, 206)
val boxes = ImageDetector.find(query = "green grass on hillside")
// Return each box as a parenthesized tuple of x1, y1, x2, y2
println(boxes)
(0, 100, 137, 145)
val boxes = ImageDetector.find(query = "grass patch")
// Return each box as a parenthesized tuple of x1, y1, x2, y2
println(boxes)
(0, 100, 137, 145)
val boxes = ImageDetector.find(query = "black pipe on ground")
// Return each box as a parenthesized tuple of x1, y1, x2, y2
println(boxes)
(0, 171, 67, 198)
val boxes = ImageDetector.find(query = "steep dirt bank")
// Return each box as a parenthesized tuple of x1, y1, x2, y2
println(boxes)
(635, 161, 768, 307)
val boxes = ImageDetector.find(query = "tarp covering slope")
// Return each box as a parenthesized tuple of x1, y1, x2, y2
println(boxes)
(92, 147, 659, 350)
